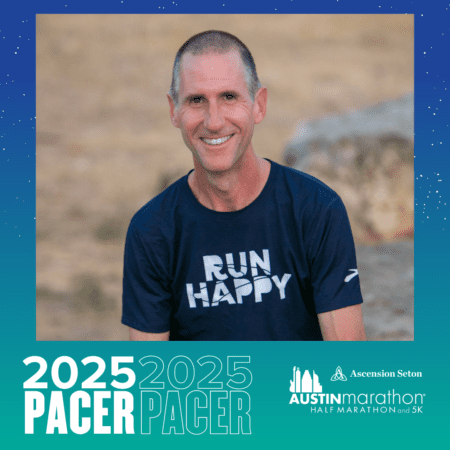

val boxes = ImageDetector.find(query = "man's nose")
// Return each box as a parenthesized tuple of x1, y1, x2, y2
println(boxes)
(204, 101, 225, 131)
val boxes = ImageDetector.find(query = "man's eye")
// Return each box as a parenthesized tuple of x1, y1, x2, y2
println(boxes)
(191, 97, 203, 103)
(224, 94, 235, 100)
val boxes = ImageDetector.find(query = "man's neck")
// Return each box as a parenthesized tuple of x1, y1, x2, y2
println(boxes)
(188, 154, 271, 212)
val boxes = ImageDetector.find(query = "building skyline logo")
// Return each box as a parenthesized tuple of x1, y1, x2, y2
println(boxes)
(331, 366, 347, 381)
(289, 366, 323, 393)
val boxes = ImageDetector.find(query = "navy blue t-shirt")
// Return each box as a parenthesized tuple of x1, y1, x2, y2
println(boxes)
(122, 160, 363, 340)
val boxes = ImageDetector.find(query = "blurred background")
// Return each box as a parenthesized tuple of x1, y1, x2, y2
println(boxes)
(36, 14, 414, 340)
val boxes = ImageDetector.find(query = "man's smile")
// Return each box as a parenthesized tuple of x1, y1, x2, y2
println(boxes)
(200, 134, 234, 146)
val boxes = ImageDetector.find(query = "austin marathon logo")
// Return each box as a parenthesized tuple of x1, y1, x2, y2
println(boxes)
(288, 366, 424, 414)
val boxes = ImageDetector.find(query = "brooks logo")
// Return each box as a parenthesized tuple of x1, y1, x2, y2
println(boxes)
(344, 269, 358, 283)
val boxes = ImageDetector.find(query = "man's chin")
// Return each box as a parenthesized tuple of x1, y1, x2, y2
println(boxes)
(201, 164, 232, 176)
(195, 155, 238, 176)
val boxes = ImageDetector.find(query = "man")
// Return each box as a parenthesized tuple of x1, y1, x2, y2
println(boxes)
(122, 30, 366, 341)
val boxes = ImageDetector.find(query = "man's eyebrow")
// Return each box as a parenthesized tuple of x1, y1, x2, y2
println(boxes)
(182, 94, 204, 103)
(221, 90, 240, 97)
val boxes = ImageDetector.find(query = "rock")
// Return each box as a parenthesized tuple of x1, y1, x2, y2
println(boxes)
(283, 94, 414, 244)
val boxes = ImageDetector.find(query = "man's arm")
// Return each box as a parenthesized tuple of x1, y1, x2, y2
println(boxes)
(318, 304, 366, 341)
(129, 328, 170, 341)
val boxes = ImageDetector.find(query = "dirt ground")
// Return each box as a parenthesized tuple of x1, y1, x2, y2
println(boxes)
(36, 15, 414, 340)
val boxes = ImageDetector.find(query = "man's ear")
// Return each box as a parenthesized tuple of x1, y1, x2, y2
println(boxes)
(253, 87, 268, 125)
(167, 94, 180, 128)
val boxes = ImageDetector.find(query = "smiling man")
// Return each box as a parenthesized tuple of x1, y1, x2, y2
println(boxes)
(122, 30, 366, 341)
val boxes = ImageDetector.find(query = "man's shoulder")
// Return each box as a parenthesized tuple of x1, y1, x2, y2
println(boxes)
(129, 173, 189, 232)
(274, 162, 340, 207)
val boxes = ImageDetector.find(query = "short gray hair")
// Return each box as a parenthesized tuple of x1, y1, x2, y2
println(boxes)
(169, 30, 261, 105)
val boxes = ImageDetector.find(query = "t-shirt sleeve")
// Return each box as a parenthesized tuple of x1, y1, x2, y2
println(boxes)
(121, 222, 172, 333)
(307, 196, 363, 314)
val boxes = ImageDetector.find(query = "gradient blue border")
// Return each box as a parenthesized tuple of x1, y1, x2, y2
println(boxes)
(1, 0, 449, 447)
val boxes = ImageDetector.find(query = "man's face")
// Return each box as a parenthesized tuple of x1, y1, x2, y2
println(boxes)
(168, 50, 267, 174)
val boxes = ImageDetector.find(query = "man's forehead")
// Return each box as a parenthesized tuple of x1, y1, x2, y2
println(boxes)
(180, 49, 244, 76)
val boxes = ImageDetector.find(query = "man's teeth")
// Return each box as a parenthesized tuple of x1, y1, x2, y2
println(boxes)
(202, 135, 232, 145)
